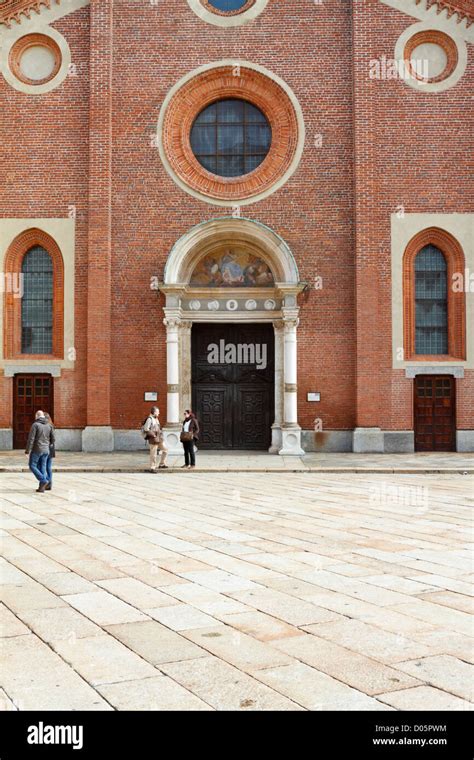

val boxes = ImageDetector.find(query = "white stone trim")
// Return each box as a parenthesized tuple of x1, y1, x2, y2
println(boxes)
(186, 0, 270, 27)
(164, 217, 300, 285)
(405, 365, 465, 378)
(391, 213, 474, 370)
(1, 25, 71, 95)
(4, 364, 62, 377)
(156, 59, 305, 207)
(394, 21, 468, 93)
(0, 218, 76, 371)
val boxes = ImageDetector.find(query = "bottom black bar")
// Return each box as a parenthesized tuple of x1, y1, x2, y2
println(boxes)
(0, 711, 472, 759)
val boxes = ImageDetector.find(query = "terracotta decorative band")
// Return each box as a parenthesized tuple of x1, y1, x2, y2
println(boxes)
(404, 30, 458, 84)
(168, 385, 180, 393)
(200, 0, 255, 16)
(285, 384, 297, 393)
(161, 65, 300, 202)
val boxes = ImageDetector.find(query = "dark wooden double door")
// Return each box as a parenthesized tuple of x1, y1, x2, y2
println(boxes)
(13, 374, 54, 449)
(414, 376, 456, 452)
(192, 324, 274, 450)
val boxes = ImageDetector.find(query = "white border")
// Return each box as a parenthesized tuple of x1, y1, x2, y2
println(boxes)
(157, 59, 306, 207)
(186, 0, 270, 27)
(391, 213, 474, 370)
(394, 21, 468, 93)
(1, 25, 71, 95)
(0, 218, 76, 371)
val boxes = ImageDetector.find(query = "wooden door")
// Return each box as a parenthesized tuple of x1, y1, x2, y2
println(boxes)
(414, 376, 455, 452)
(13, 374, 54, 450)
(192, 323, 274, 450)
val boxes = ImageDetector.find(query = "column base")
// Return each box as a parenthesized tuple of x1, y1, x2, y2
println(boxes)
(456, 431, 474, 452)
(163, 426, 183, 455)
(353, 427, 384, 454)
(82, 426, 114, 453)
(278, 426, 305, 456)
(269, 423, 282, 454)
(0, 429, 13, 450)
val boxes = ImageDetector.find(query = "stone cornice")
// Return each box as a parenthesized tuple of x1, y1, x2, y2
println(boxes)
(418, 0, 474, 27)
(381, 0, 474, 38)
(0, 0, 89, 29)
(0, 0, 59, 28)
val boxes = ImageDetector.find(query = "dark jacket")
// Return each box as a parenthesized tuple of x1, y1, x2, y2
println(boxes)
(182, 417, 199, 439)
(26, 418, 55, 456)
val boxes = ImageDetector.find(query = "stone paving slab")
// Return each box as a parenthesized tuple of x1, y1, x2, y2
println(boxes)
(0, 470, 472, 711)
(1, 635, 112, 711)
(1, 450, 473, 473)
(377, 685, 473, 711)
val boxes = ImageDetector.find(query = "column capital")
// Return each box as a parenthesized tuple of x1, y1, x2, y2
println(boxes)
(283, 317, 299, 331)
(163, 316, 181, 329)
(273, 320, 286, 331)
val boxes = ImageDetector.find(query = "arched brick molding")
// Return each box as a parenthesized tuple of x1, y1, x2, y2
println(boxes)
(200, 0, 256, 16)
(3, 228, 64, 359)
(403, 227, 466, 361)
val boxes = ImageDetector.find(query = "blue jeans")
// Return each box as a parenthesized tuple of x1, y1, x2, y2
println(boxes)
(29, 453, 49, 485)
(46, 455, 53, 486)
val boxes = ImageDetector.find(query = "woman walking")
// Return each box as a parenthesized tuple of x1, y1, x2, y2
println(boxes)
(44, 412, 55, 491)
(180, 409, 199, 469)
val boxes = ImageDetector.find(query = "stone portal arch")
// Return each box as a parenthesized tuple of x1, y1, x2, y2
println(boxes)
(164, 217, 300, 286)
(160, 218, 306, 456)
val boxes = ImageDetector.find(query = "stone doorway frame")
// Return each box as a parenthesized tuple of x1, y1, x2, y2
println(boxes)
(159, 218, 306, 456)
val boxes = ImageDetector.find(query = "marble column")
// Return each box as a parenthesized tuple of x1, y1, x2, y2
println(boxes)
(179, 320, 193, 413)
(269, 321, 284, 453)
(163, 316, 182, 454)
(279, 317, 304, 456)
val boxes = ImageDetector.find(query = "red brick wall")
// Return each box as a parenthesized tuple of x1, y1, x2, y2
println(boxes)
(110, 0, 356, 431)
(352, 0, 473, 432)
(0, 6, 90, 431)
(2, 0, 472, 441)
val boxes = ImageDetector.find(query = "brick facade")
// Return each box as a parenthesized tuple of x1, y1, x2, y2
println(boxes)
(1, 0, 472, 451)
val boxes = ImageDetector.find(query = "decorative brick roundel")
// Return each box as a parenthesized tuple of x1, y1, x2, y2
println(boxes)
(201, 0, 255, 16)
(161, 66, 300, 202)
(9, 33, 62, 86)
(404, 30, 458, 84)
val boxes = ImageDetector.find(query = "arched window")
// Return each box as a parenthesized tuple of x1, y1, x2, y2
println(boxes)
(403, 227, 466, 360)
(21, 246, 54, 354)
(414, 244, 447, 355)
(3, 228, 64, 359)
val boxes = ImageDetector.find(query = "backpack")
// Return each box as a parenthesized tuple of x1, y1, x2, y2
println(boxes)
(140, 416, 151, 439)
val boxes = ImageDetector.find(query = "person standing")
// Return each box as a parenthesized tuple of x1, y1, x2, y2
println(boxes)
(180, 409, 199, 470)
(25, 410, 55, 493)
(44, 412, 55, 491)
(143, 406, 168, 472)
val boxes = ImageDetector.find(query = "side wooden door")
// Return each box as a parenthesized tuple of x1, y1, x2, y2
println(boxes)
(13, 374, 54, 449)
(414, 376, 455, 452)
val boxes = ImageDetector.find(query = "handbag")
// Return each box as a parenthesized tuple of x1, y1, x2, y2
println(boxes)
(180, 431, 194, 442)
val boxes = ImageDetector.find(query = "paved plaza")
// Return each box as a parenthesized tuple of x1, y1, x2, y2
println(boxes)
(1, 468, 473, 711)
